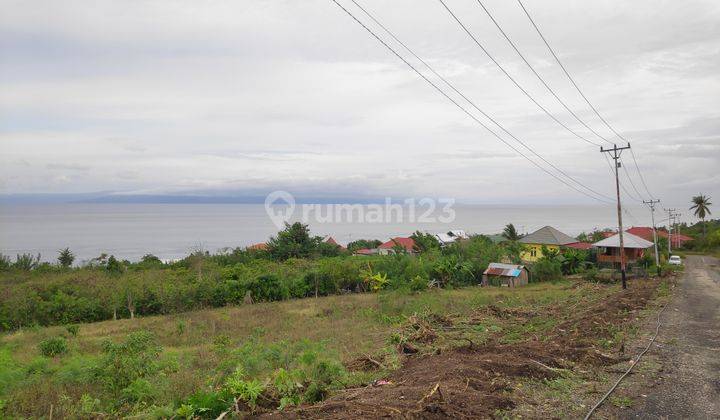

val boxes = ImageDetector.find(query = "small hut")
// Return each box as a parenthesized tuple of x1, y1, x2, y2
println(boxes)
(482, 263, 530, 287)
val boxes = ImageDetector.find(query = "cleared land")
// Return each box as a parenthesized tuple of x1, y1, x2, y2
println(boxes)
(0, 276, 669, 418)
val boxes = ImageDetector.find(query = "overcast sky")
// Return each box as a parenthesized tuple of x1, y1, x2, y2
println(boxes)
(1, 0, 718, 207)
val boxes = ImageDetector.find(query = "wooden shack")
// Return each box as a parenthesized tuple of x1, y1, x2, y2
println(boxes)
(482, 263, 530, 287)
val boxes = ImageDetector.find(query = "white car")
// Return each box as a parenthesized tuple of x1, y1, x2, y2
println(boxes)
(668, 255, 682, 266)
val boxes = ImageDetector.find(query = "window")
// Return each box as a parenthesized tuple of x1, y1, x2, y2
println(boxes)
(530, 248, 537, 257)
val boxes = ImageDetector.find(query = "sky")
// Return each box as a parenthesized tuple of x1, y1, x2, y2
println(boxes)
(1, 0, 719, 208)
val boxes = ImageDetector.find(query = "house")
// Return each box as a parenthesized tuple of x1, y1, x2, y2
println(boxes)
(620, 227, 692, 248)
(435, 229, 469, 247)
(246, 242, 268, 251)
(564, 242, 593, 250)
(626, 227, 667, 242)
(592, 232, 653, 265)
(378, 237, 416, 255)
(353, 248, 379, 256)
(482, 263, 530, 287)
(323, 236, 346, 251)
(519, 226, 578, 262)
(669, 233, 693, 248)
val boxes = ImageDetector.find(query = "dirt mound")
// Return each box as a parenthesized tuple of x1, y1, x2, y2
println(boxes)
(276, 279, 661, 418)
(295, 347, 553, 419)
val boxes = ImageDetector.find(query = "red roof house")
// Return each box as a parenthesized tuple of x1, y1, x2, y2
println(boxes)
(247, 242, 268, 251)
(378, 237, 416, 254)
(626, 227, 668, 241)
(669, 233, 694, 248)
(565, 242, 593, 250)
(353, 248, 378, 256)
(323, 236, 346, 250)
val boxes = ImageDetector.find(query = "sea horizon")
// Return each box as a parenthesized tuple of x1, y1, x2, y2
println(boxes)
(0, 202, 654, 263)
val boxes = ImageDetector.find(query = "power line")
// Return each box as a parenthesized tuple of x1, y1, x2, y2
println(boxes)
(516, 0, 626, 142)
(348, 0, 614, 202)
(620, 157, 646, 202)
(435, 0, 603, 147)
(603, 152, 641, 204)
(629, 147, 655, 198)
(516, 0, 658, 199)
(474, 0, 614, 146)
(329, 0, 614, 204)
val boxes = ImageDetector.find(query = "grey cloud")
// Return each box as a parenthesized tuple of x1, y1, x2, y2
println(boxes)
(0, 0, 718, 205)
(46, 163, 91, 171)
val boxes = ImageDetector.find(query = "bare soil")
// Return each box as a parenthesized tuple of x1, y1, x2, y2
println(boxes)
(268, 278, 661, 419)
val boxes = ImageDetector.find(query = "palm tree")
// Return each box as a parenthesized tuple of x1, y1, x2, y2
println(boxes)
(502, 223, 520, 241)
(690, 194, 712, 237)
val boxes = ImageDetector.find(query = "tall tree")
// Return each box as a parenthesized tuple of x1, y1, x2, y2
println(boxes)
(57, 248, 75, 268)
(502, 223, 520, 241)
(266, 222, 321, 261)
(410, 231, 440, 252)
(690, 194, 712, 237)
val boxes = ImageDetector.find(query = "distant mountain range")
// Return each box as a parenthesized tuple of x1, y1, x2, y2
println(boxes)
(0, 192, 392, 205)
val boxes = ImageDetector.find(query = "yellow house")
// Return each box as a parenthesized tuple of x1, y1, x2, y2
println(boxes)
(519, 226, 578, 262)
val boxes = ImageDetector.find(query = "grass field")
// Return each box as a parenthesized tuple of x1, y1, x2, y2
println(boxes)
(0, 280, 619, 418)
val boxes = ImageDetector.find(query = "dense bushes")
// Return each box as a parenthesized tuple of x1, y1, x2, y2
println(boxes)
(38, 336, 68, 357)
(0, 231, 524, 331)
(532, 259, 563, 282)
(177, 338, 349, 417)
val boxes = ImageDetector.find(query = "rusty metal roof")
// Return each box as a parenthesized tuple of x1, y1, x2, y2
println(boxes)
(483, 263, 525, 277)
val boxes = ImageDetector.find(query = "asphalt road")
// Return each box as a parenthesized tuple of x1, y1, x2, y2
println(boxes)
(628, 255, 720, 419)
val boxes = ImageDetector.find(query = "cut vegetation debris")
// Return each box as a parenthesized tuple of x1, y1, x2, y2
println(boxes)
(0, 277, 668, 418)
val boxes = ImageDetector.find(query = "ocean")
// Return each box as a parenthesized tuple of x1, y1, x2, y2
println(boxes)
(0, 203, 650, 263)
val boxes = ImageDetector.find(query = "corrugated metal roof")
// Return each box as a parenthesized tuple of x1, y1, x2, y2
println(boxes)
(483, 263, 526, 277)
(519, 226, 577, 245)
(592, 232, 654, 249)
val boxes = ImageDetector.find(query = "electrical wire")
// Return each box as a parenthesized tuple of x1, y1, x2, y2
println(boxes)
(349, 0, 614, 202)
(474, 0, 614, 146)
(435, 0, 603, 147)
(329, 0, 614, 204)
(517, 0, 658, 200)
(621, 157, 646, 202)
(516, 0, 626, 143)
(629, 147, 655, 199)
(603, 153, 641, 205)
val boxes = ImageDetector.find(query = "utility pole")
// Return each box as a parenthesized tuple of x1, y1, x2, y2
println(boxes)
(665, 208, 676, 256)
(643, 199, 661, 268)
(601, 143, 631, 289)
(672, 212, 682, 249)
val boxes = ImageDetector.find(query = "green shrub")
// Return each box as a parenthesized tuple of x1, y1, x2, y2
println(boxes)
(38, 336, 68, 357)
(13, 253, 40, 271)
(25, 357, 51, 375)
(122, 378, 156, 403)
(66, 324, 79, 336)
(78, 394, 101, 415)
(532, 259, 563, 282)
(183, 390, 231, 418)
(245, 274, 288, 302)
(94, 330, 162, 392)
(409, 275, 429, 291)
(0, 254, 11, 271)
(583, 266, 599, 282)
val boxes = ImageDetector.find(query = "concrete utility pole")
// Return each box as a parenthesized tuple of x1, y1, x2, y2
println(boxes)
(672, 212, 682, 249)
(601, 143, 631, 289)
(643, 199, 661, 268)
(665, 208, 676, 256)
